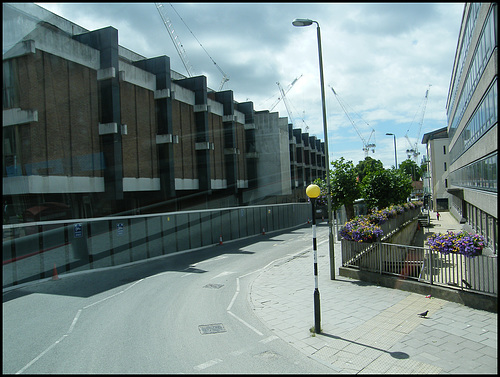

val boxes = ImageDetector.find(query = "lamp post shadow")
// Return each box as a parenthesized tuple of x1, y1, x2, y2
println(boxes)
(317, 331, 410, 360)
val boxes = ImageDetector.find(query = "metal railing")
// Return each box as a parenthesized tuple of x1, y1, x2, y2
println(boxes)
(3, 203, 310, 289)
(342, 240, 498, 297)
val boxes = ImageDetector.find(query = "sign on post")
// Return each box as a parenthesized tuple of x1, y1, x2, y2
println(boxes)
(74, 223, 83, 238)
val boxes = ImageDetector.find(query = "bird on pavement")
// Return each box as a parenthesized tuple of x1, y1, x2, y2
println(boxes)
(417, 310, 429, 318)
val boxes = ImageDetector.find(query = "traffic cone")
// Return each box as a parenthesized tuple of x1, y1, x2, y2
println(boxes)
(219, 234, 223, 245)
(52, 263, 59, 280)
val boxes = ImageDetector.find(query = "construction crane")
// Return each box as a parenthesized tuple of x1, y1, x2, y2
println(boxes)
(268, 74, 302, 111)
(277, 81, 296, 126)
(155, 3, 229, 91)
(404, 85, 431, 162)
(155, 3, 193, 77)
(329, 86, 376, 157)
(276, 81, 310, 132)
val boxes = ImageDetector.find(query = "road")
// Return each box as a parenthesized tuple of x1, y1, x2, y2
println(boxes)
(3, 224, 336, 374)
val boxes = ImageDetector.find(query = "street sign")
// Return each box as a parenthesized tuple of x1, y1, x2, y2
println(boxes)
(74, 223, 83, 238)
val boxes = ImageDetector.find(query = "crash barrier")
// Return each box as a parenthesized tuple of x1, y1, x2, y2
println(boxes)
(3, 203, 309, 289)
(341, 240, 497, 297)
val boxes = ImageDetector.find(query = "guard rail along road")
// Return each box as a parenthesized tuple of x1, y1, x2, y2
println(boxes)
(3, 203, 309, 289)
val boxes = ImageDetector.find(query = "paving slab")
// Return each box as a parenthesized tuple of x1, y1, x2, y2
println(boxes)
(250, 213, 497, 374)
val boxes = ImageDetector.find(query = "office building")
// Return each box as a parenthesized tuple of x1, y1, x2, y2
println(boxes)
(445, 3, 497, 254)
(3, 3, 325, 221)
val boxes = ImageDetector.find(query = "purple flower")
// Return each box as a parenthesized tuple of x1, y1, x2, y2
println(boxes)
(427, 231, 485, 257)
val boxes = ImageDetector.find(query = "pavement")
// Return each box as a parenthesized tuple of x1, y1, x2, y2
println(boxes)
(250, 211, 497, 374)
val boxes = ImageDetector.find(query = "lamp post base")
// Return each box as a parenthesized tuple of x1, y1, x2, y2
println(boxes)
(314, 288, 321, 333)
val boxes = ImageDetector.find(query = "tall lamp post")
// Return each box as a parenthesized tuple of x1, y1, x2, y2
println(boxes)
(386, 133, 398, 169)
(306, 184, 321, 334)
(292, 18, 335, 280)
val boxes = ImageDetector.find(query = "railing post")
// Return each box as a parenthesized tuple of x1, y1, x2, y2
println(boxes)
(379, 242, 382, 274)
(429, 248, 433, 285)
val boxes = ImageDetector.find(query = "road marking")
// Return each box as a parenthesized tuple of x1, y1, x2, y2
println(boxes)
(226, 278, 240, 311)
(227, 310, 263, 336)
(83, 279, 143, 309)
(259, 335, 279, 344)
(193, 358, 223, 371)
(16, 335, 67, 374)
(193, 255, 228, 267)
(211, 271, 235, 280)
(229, 349, 246, 356)
(67, 309, 81, 334)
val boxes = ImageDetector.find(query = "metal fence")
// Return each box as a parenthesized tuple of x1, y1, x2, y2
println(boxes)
(3, 203, 310, 289)
(342, 240, 498, 297)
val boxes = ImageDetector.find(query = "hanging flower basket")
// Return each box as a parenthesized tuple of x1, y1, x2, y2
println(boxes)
(427, 231, 485, 257)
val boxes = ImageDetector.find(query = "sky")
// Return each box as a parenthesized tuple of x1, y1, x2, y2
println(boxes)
(35, 2, 465, 169)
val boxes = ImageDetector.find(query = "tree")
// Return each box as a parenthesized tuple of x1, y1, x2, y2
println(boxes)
(398, 158, 422, 181)
(315, 157, 360, 221)
(361, 168, 413, 210)
(355, 156, 384, 182)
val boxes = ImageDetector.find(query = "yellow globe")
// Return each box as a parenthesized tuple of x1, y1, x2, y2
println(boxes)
(306, 184, 320, 198)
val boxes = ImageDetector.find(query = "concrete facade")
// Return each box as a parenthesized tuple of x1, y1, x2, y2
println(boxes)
(2, 3, 324, 220)
(443, 3, 497, 255)
(422, 127, 451, 211)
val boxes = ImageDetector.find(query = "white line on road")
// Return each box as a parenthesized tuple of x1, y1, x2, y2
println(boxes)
(226, 278, 240, 311)
(211, 271, 235, 280)
(259, 335, 279, 344)
(83, 279, 143, 309)
(16, 335, 67, 374)
(193, 358, 223, 371)
(67, 309, 81, 334)
(227, 310, 263, 336)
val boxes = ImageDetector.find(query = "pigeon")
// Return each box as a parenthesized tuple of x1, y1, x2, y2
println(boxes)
(417, 310, 429, 318)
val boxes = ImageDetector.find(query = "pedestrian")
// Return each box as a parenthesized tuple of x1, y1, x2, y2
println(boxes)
(436, 212, 440, 221)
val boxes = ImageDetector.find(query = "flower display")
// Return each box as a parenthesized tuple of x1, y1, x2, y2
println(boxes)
(366, 209, 388, 224)
(340, 201, 423, 243)
(427, 231, 485, 257)
(339, 217, 383, 242)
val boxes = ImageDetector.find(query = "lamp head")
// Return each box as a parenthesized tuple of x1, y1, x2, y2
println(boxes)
(386, 133, 394, 136)
(292, 18, 314, 27)
(306, 184, 321, 199)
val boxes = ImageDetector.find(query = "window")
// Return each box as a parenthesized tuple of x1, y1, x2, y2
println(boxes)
(443, 145, 446, 154)
(444, 162, 447, 171)
(3, 60, 19, 108)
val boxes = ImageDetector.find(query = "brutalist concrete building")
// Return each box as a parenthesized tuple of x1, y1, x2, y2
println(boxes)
(444, 3, 497, 254)
(2, 3, 325, 220)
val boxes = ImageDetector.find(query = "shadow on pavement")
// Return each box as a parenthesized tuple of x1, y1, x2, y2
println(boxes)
(318, 331, 409, 359)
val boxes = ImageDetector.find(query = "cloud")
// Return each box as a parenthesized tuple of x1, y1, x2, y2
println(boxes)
(34, 2, 464, 169)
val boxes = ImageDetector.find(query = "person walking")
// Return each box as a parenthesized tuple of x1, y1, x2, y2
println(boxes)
(436, 212, 440, 220)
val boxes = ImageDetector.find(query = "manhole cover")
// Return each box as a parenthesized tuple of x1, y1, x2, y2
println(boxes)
(199, 323, 226, 335)
(203, 283, 224, 289)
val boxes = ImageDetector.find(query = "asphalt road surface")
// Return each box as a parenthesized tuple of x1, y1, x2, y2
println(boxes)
(3, 225, 336, 374)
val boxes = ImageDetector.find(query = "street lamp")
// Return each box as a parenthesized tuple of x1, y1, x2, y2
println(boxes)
(386, 133, 398, 169)
(306, 183, 321, 334)
(293, 18, 335, 280)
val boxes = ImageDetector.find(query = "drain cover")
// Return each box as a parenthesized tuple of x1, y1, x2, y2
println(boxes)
(203, 283, 224, 289)
(199, 323, 226, 335)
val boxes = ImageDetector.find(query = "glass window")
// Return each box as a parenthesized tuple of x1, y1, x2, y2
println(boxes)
(3, 60, 19, 108)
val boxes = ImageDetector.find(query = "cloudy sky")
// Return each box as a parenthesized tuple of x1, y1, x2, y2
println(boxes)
(35, 2, 465, 168)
